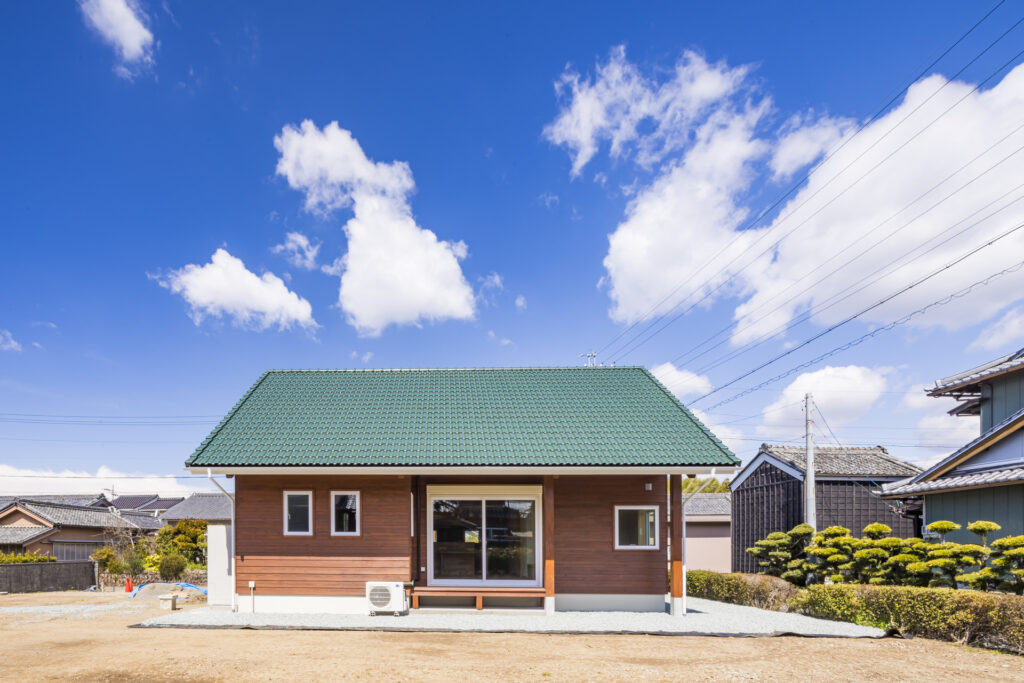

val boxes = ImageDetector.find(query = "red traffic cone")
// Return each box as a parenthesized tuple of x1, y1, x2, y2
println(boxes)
(126, 576, 133, 593)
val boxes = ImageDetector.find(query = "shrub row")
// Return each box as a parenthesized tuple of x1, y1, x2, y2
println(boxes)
(688, 569, 1024, 654)
(747, 520, 1024, 591)
(0, 550, 57, 564)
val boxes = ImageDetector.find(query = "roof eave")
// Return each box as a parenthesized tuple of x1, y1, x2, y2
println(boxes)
(192, 464, 737, 476)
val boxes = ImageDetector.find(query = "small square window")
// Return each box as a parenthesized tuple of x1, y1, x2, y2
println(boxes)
(614, 506, 659, 549)
(331, 491, 360, 536)
(283, 491, 313, 536)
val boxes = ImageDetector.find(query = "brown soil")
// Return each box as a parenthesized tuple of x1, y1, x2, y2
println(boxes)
(2, 592, 1022, 681)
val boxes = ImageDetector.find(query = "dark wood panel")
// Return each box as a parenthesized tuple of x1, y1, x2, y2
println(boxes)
(554, 475, 668, 594)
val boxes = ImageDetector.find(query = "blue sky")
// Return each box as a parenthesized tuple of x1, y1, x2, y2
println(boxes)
(3, 1, 1024, 494)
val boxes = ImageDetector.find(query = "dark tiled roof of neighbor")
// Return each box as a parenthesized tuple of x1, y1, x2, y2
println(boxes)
(0, 499, 158, 531)
(686, 493, 730, 516)
(0, 525, 52, 545)
(109, 494, 159, 510)
(0, 494, 104, 507)
(162, 493, 232, 522)
(760, 444, 921, 478)
(186, 368, 738, 468)
(930, 346, 1024, 396)
(136, 497, 184, 511)
(118, 510, 166, 530)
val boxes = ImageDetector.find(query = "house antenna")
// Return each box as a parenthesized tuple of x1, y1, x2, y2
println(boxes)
(805, 392, 816, 532)
(578, 352, 597, 367)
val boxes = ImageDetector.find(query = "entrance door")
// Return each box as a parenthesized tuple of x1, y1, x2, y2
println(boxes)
(428, 486, 542, 587)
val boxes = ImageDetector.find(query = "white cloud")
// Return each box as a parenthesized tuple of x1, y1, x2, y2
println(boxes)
(539, 192, 559, 208)
(0, 464, 212, 497)
(79, 0, 154, 78)
(759, 365, 888, 434)
(770, 112, 854, 180)
(275, 121, 475, 337)
(272, 231, 321, 270)
(155, 248, 317, 331)
(548, 49, 1024, 348)
(515, 295, 527, 311)
(486, 330, 513, 346)
(691, 408, 746, 460)
(650, 361, 712, 398)
(898, 385, 980, 467)
(545, 46, 749, 175)
(603, 103, 771, 323)
(968, 307, 1024, 352)
(0, 330, 21, 352)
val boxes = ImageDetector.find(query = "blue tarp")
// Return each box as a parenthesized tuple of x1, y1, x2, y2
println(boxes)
(130, 581, 208, 597)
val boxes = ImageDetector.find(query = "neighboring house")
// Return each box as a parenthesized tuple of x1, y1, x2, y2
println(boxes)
(162, 493, 232, 525)
(108, 494, 160, 511)
(0, 494, 108, 507)
(683, 493, 731, 573)
(0, 499, 160, 560)
(135, 497, 185, 516)
(731, 444, 921, 573)
(882, 347, 1024, 544)
(186, 367, 738, 614)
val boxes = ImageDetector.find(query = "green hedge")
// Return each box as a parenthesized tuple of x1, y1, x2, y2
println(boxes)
(687, 569, 1024, 654)
(686, 570, 802, 611)
(0, 551, 57, 564)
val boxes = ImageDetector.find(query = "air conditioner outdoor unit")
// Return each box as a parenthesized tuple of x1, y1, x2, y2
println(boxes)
(365, 581, 407, 616)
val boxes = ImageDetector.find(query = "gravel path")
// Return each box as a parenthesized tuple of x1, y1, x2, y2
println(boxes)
(0, 601, 148, 626)
(138, 597, 883, 638)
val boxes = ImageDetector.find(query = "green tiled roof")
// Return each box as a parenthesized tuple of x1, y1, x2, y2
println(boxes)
(186, 367, 738, 468)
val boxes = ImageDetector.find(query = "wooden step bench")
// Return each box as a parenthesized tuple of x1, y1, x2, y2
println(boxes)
(410, 587, 546, 610)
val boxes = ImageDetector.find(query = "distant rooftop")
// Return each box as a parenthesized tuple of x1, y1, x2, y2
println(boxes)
(930, 346, 1024, 397)
(162, 493, 232, 522)
(686, 492, 730, 516)
(759, 444, 921, 479)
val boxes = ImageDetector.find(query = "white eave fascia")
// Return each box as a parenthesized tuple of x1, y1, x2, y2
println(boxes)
(192, 465, 737, 476)
(730, 452, 805, 490)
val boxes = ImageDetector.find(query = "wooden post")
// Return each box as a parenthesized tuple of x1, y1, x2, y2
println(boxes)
(670, 473, 683, 616)
(543, 475, 555, 615)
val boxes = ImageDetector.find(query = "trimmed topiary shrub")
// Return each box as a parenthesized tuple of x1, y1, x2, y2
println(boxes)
(0, 550, 57, 564)
(158, 553, 187, 581)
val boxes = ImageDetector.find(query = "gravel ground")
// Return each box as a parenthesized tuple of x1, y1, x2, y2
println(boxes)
(0, 600, 148, 626)
(139, 596, 883, 638)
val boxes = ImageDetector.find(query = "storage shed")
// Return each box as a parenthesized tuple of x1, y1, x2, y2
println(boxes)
(731, 444, 920, 573)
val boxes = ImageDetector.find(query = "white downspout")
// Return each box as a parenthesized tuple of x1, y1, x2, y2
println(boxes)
(208, 469, 236, 613)
(680, 468, 716, 616)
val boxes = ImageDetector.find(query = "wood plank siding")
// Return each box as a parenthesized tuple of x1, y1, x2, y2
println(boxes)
(553, 476, 667, 594)
(732, 462, 918, 573)
(237, 474, 670, 597)
(234, 475, 411, 595)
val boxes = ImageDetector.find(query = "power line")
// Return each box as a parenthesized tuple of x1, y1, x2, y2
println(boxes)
(691, 221, 1024, 404)
(0, 473, 226, 479)
(594, 0, 1008, 359)
(0, 412, 223, 419)
(606, 23, 1024, 364)
(698, 256, 1024, 411)
(671, 126, 1024, 371)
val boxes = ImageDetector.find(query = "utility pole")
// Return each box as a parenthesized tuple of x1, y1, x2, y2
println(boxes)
(805, 392, 816, 532)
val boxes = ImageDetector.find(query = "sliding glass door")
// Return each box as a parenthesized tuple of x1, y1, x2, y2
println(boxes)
(428, 487, 541, 587)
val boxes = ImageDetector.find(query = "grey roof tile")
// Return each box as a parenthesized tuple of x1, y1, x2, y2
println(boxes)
(686, 493, 730, 516)
(760, 444, 921, 478)
(0, 499, 161, 531)
(0, 525, 52, 545)
(883, 465, 1024, 496)
(136, 497, 184, 511)
(931, 347, 1024, 395)
(162, 493, 232, 522)
(110, 494, 159, 510)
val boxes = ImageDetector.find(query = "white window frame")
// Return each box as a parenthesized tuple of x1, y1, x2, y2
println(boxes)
(614, 505, 660, 550)
(330, 490, 361, 536)
(426, 484, 543, 588)
(283, 490, 313, 536)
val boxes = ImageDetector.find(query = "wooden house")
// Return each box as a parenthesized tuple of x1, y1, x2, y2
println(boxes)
(731, 444, 920, 573)
(187, 367, 737, 614)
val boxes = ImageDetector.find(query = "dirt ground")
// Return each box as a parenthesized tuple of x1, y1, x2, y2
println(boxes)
(2, 592, 1023, 681)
